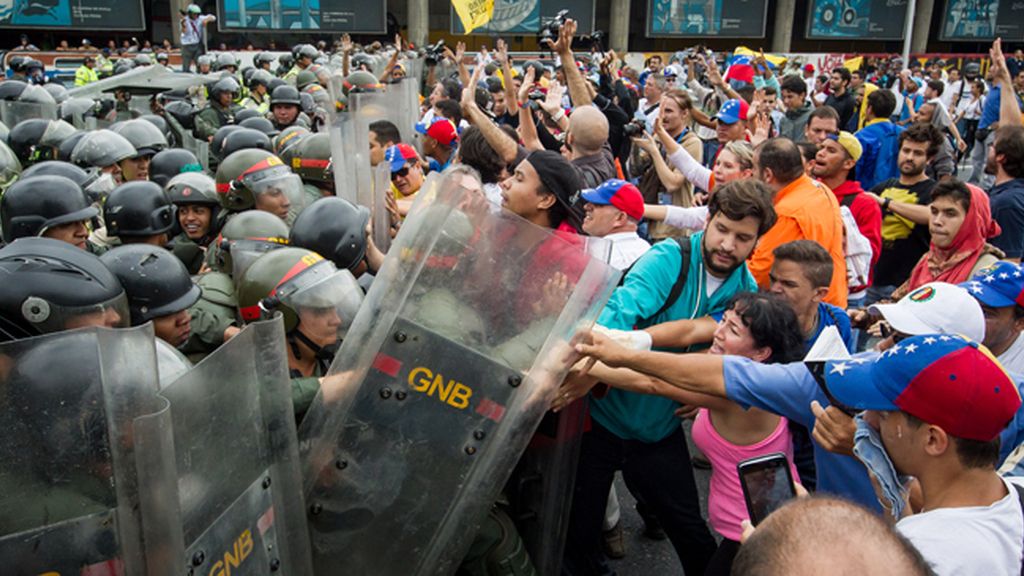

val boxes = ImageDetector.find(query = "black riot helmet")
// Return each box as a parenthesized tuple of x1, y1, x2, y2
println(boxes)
(21, 160, 97, 190)
(57, 131, 88, 163)
(249, 69, 274, 91)
(149, 148, 203, 188)
(100, 244, 201, 325)
(220, 127, 272, 158)
(163, 100, 197, 130)
(289, 197, 370, 272)
(110, 118, 168, 157)
(139, 115, 173, 147)
(0, 80, 28, 101)
(70, 129, 136, 169)
(7, 119, 76, 166)
(239, 116, 279, 137)
(234, 108, 261, 123)
(212, 125, 243, 160)
(0, 238, 129, 341)
(270, 84, 302, 107)
(210, 76, 241, 101)
(1, 175, 97, 244)
(103, 181, 176, 240)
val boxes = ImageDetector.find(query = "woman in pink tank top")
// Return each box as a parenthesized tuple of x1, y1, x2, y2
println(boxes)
(587, 292, 805, 575)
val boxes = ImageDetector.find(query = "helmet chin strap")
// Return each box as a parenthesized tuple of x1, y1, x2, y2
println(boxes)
(288, 327, 338, 374)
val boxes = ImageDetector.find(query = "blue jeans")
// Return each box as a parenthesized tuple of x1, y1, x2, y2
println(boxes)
(562, 422, 716, 576)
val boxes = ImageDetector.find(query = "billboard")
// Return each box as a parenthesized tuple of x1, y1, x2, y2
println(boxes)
(450, 0, 595, 35)
(647, 0, 767, 38)
(806, 0, 909, 40)
(0, 0, 144, 30)
(941, 0, 1024, 41)
(218, 0, 385, 32)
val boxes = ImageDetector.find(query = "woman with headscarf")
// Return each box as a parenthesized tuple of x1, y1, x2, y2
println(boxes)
(891, 179, 1003, 300)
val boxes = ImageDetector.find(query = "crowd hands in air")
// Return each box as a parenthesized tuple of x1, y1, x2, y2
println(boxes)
(1, 13, 1024, 575)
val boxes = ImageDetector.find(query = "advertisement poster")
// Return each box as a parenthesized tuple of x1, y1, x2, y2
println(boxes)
(219, 0, 385, 32)
(941, 0, 1024, 41)
(0, 0, 143, 29)
(450, 0, 593, 35)
(647, 0, 767, 38)
(806, 0, 909, 40)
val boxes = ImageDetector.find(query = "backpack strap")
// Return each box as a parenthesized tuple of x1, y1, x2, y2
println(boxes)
(646, 236, 692, 322)
(840, 193, 857, 209)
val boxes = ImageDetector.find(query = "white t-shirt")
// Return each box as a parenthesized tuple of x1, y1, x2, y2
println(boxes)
(599, 231, 651, 271)
(180, 14, 214, 46)
(897, 477, 1024, 576)
(705, 271, 724, 297)
(1000, 332, 1024, 375)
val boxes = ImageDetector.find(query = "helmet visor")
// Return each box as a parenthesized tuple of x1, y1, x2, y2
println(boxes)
(242, 169, 307, 224)
(278, 264, 363, 340)
(230, 237, 289, 281)
(26, 291, 131, 334)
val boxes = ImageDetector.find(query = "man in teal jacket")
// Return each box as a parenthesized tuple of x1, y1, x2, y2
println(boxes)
(562, 179, 778, 576)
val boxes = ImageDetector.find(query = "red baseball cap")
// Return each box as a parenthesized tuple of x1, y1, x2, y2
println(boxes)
(581, 179, 644, 221)
(415, 117, 458, 146)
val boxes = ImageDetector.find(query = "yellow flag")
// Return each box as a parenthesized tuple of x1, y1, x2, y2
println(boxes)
(734, 46, 787, 69)
(452, 0, 494, 34)
(843, 56, 864, 72)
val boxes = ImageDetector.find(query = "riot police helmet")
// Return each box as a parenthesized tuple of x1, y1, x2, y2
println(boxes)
(70, 129, 136, 169)
(1, 175, 96, 244)
(110, 118, 168, 157)
(149, 148, 202, 188)
(289, 196, 370, 273)
(103, 181, 176, 239)
(0, 238, 129, 341)
(100, 244, 201, 326)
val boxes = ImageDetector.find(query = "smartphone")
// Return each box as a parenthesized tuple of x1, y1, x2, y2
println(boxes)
(738, 452, 797, 526)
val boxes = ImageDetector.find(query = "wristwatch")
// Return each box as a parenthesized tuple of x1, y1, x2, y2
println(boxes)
(882, 197, 892, 214)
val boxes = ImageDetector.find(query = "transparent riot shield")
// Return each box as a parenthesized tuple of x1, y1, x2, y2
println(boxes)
(0, 325, 182, 576)
(66, 66, 206, 100)
(372, 162, 393, 253)
(0, 86, 58, 126)
(134, 316, 313, 575)
(387, 77, 421, 151)
(328, 111, 362, 206)
(298, 173, 621, 575)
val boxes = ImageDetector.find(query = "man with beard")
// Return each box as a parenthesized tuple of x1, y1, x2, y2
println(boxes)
(562, 179, 777, 576)
(986, 126, 1024, 262)
(863, 124, 944, 302)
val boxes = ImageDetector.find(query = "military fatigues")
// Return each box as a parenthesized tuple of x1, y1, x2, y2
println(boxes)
(181, 271, 237, 363)
(169, 233, 206, 275)
(194, 101, 242, 141)
(289, 364, 323, 423)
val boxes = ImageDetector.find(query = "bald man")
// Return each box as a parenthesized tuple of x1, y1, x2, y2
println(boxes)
(733, 497, 933, 576)
(567, 105, 617, 189)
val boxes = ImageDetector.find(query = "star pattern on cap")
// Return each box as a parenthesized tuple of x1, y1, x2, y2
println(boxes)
(984, 274, 997, 283)
(849, 357, 870, 365)
(830, 362, 850, 376)
(1000, 273, 1010, 280)
(885, 344, 902, 357)
(923, 336, 937, 345)
(903, 343, 918, 354)
(939, 335, 952, 341)
(968, 281, 984, 294)
(1014, 270, 1022, 278)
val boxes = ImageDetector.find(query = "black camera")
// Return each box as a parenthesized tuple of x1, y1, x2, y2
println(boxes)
(424, 39, 446, 67)
(538, 9, 569, 48)
(623, 120, 646, 138)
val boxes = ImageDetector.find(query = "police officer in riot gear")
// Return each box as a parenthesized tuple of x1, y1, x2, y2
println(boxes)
(102, 181, 176, 247)
(290, 196, 386, 277)
(284, 44, 318, 84)
(110, 119, 169, 181)
(1, 174, 97, 250)
(215, 148, 305, 221)
(241, 69, 274, 114)
(183, 210, 290, 361)
(0, 238, 129, 341)
(195, 76, 242, 142)
(0, 138, 21, 193)
(7, 119, 76, 167)
(165, 171, 221, 273)
(70, 129, 137, 184)
(254, 51, 276, 72)
(100, 244, 201, 347)
(239, 116, 279, 138)
(268, 84, 310, 132)
(236, 247, 363, 419)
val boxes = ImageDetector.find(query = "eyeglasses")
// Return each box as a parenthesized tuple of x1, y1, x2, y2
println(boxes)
(391, 166, 410, 180)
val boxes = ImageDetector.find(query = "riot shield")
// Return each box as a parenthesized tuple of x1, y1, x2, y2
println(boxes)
(134, 316, 314, 574)
(0, 325, 182, 575)
(0, 85, 58, 126)
(66, 66, 206, 100)
(298, 174, 620, 575)
(372, 162, 393, 253)
(387, 77, 421, 151)
(328, 111, 365, 206)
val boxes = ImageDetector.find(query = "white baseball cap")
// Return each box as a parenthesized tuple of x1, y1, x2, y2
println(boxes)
(869, 282, 985, 342)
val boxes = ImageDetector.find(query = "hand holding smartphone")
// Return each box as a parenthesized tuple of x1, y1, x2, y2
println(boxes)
(738, 452, 797, 526)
